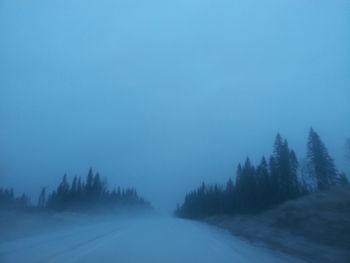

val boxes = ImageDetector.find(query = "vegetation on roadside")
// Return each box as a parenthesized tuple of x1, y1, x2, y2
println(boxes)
(175, 128, 348, 219)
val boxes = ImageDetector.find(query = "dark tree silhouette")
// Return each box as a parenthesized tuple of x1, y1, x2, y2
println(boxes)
(0, 188, 31, 210)
(307, 128, 338, 190)
(45, 168, 151, 212)
(255, 157, 271, 209)
(176, 130, 341, 219)
(272, 135, 299, 202)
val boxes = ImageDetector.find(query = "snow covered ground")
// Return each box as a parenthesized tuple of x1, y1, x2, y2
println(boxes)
(0, 215, 305, 263)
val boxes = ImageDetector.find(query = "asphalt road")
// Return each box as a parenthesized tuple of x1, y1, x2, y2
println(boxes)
(0, 216, 305, 263)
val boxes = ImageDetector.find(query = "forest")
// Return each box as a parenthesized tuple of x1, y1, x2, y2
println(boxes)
(1, 128, 348, 218)
(0, 168, 151, 212)
(175, 128, 348, 219)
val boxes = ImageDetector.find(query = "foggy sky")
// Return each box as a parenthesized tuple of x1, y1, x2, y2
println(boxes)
(1, 0, 350, 212)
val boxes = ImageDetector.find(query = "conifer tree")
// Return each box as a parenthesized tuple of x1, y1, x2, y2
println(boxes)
(256, 157, 270, 209)
(289, 150, 300, 197)
(176, 133, 307, 219)
(272, 134, 300, 201)
(71, 176, 78, 196)
(86, 168, 94, 194)
(92, 172, 103, 197)
(307, 128, 338, 190)
(43, 170, 150, 211)
(235, 158, 256, 213)
(224, 178, 235, 214)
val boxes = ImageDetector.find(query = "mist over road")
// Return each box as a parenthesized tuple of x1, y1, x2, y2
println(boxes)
(0, 216, 304, 263)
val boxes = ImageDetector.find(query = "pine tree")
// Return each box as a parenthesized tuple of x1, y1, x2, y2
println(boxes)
(235, 158, 256, 213)
(272, 134, 300, 201)
(71, 176, 78, 196)
(92, 172, 103, 197)
(86, 168, 94, 194)
(224, 178, 235, 214)
(289, 150, 300, 197)
(307, 128, 338, 190)
(269, 156, 279, 205)
(54, 174, 70, 209)
(273, 135, 289, 201)
(77, 177, 82, 195)
(57, 174, 69, 196)
(256, 156, 270, 209)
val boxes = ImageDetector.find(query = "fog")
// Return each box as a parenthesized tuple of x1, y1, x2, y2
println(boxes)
(1, 0, 349, 212)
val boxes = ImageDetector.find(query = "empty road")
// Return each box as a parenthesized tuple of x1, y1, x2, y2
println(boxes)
(0, 216, 305, 263)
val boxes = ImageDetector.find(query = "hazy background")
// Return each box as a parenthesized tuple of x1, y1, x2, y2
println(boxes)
(1, 0, 349, 212)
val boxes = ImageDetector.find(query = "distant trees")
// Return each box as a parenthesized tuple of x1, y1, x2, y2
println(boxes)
(1, 129, 346, 218)
(0, 188, 31, 210)
(175, 136, 305, 219)
(1, 168, 151, 213)
(45, 168, 150, 211)
(176, 129, 345, 219)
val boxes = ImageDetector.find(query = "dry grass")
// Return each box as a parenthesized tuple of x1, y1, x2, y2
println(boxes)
(272, 185, 350, 250)
(205, 185, 350, 263)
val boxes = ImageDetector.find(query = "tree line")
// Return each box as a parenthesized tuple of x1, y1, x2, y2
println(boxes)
(0, 188, 31, 210)
(175, 129, 348, 219)
(1, 168, 151, 212)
